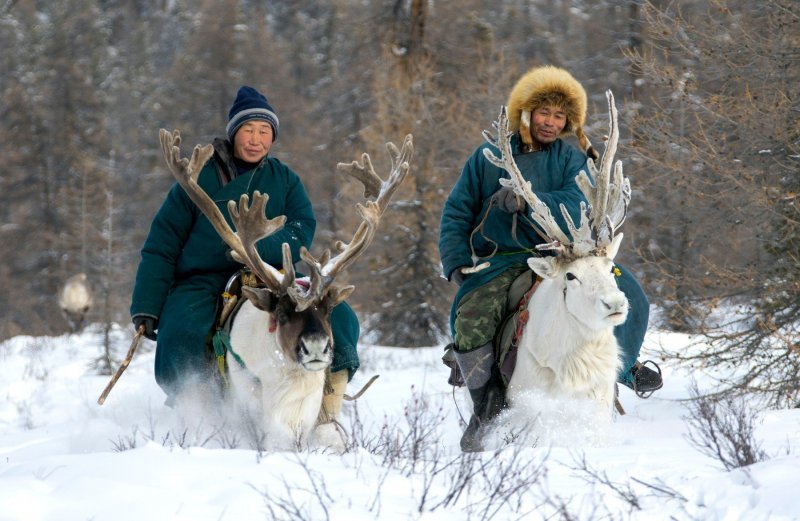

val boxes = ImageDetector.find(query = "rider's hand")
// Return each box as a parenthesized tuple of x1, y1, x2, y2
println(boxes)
(491, 186, 523, 213)
(132, 315, 158, 341)
(449, 267, 467, 286)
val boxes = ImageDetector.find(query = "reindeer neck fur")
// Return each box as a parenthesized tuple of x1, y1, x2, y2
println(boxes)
(227, 300, 326, 447)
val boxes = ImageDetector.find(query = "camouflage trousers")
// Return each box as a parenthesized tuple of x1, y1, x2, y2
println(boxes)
(453, 265, 529, 352)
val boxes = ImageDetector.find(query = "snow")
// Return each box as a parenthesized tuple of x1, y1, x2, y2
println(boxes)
(1, 324, 798, 521)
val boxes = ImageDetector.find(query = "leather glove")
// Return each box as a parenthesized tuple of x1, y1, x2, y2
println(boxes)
(132, 315, 158, 341)
(449, 267, 467, 286)
(491, 186, 523, 213)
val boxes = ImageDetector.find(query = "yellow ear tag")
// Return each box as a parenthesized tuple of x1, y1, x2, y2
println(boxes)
(613, 266, 622, 277)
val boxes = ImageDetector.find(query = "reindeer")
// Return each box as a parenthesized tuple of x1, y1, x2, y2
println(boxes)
(159, 129, 412, 451)
(59, 273, 93, 333)
(482, 91, 630, 427)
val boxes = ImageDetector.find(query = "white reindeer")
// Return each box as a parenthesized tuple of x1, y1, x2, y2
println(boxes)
(59, 273, 93, 333)
(159, 130, 412, 451)
(482, 91, 630, 428)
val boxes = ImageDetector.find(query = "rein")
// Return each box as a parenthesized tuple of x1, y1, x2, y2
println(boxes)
(466, 193, 549, 274)
(466, 198, 500, 272)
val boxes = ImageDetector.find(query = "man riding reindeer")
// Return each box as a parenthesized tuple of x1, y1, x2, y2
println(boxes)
(438, 66, 662, 452)
(130, 86, 358, 427)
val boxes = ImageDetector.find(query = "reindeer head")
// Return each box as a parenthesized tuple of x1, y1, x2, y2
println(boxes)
(527, 240, 628, 330)
(483, 91, 631, 330)
(231, 281, 330, 370)
(159, 129, 412, 371)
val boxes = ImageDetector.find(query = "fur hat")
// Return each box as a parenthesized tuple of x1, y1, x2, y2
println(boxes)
(507, 66, 593, 155)
(226, 86, 280, 142)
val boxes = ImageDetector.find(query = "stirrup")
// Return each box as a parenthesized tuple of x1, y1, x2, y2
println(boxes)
(631, 359, 663, 399)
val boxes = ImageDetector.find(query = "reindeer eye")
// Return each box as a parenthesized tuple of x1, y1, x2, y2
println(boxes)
(566, 272, 577, 281)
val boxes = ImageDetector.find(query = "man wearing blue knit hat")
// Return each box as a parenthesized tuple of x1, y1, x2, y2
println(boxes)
(131, 86, 360, 428)
(225, 86, 280, 144)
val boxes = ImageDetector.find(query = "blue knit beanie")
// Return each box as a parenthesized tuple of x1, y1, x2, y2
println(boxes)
(225, 86, 280, 142)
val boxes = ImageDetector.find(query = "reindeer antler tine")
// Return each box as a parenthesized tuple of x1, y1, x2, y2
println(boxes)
(281, 243, 296, 291)
(396, 134, 414, 167)
(386, 141, 401, 163)
(189, 144, 214, 175)
(574, 89, 629, 254)
(336, 153, 382, 199)
(319, 249, 331, 266)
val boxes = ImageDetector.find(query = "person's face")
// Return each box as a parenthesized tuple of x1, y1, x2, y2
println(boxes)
(233, 120, 273, 162)
(530, 105, 567, 145)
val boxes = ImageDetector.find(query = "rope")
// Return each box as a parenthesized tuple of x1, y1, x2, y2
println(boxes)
(468, 195, 547, 275)
(466, 198, 499, 270)
(452, 385, 468, 426)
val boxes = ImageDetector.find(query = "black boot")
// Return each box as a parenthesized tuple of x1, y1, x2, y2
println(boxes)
(453, 342, 506, 452)
(621, 359, 663, 398)
(460, 373, 506, 452)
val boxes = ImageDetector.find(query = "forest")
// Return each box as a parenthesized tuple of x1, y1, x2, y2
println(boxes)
(1, 0, 797, 404)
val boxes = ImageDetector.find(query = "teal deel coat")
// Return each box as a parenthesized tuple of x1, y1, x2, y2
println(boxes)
(131, 148, 360, 398)
(438, 135, 647, 384)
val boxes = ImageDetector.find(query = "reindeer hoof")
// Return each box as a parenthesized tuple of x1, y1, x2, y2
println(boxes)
(312, 422, 346, 454)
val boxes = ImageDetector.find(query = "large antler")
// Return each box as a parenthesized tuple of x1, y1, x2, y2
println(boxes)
(159, 129, 412, 311)
(482, 90, 629, 258)
(575, 90, 630, 252)
(294, 134, 413, 310)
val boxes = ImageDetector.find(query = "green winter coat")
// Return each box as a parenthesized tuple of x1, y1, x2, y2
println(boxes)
(438, 135, 647, 382)
(131, 143, 360, 398)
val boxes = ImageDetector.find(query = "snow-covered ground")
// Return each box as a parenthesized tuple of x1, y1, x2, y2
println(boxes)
(0, 323, 798, 520)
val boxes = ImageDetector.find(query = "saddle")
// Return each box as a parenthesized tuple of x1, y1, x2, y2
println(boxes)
(208, 269, 260, 387)
(442, 269, 540, 388)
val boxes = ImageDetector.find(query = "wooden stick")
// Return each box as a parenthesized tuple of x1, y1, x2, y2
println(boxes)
(344, 374, 380, 401)
(97, 325, 145, 405)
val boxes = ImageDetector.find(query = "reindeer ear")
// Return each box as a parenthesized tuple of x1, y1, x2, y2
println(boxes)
(242, 286, 278, 312)
(326, 284, 355, 309)
(606, 233, 624, 260)
(527, 256, 559, 279)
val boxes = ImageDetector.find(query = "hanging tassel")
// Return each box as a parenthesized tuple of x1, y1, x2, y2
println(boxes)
(212, 330, 231, 388)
